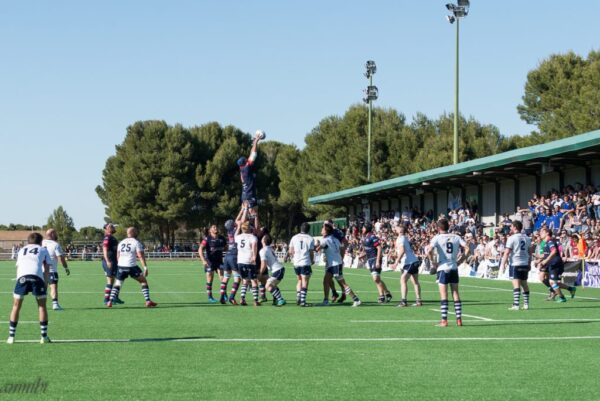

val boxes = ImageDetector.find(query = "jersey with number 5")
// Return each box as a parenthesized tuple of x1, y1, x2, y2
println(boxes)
(506, 233, 531, 266)
(235, 233, 257, 265)
(117, 238, 144, 267)
(289, 233, 314, 266)
(430, 234, 465, 271)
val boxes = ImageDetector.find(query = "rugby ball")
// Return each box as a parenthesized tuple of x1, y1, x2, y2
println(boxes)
(255, 130, 266, 140)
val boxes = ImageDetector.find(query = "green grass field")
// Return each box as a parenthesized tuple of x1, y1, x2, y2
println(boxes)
(1, 260, 600, 401)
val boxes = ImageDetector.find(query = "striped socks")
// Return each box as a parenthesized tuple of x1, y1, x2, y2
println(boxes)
(240, 284, 248, 300)
(141, 284, 150, 302)
(300, 288, 307, 305)
(110, 285, 121, 302)
(104, 284, 112, 303)
(206, 281, 213, 298)
(270, 287, 282, 301)
(40, 321, 48, 338)
(513, 288, 521, 306)
(9, 321, 17, 338)
(230, 281, 240, 299)
(251, 286, 259, 302)
(454, 301, 462, 319)
(259, 284, 266, 300)
(441, 300, 449, 321)
(523, 291, 530, 306)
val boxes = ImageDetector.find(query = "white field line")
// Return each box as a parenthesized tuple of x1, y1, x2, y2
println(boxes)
(351, 318, 600, 324)
(430, 309, 493, 321)
(6, 336, 600, 344)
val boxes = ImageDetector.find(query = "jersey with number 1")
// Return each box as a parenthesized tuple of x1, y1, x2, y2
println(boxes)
(430, 233, 465, 272)
(289, 233, 314, 266)
(235, 233, 257, 265)
(505, 233, 531, 266)
(117, 238, 144, 267)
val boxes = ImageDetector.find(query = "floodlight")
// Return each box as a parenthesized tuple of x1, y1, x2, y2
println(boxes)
(446, 15, 456, 23)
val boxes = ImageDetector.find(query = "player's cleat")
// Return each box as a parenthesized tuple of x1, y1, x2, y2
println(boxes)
(253, 301, 261, 307)
(523, 304, 529, 310)
(299, 302, 311, 307)
(456, 318, 463, 327)
(113, 298, 125, 305)
(220, 295, 227, 305)
(397, 301, 408, 308)
(229, 298, 238, 305)
(546, 294, 556, 301)
(52, 304, 64, 311)
(320, 300, 330, 306)
(145, 300, 158, 308)
(377, 297, 385, 304)
(6, 337, 14, 345)
(436, 320, 448, 327)
(106, 301, 113, 308)
(260, 296, 268, 303)
(413, 301, 423, 307)
(208, 297, 218, 304)
(569, 287, 577, 299)
(337, 293, 347, 304)
(555, 297, 567, 303)
(508, 305, 520, 311)
(40, 336, 52, 344)
(385, 293, 393, 303)
(276, 299, 286, 306)
(296, 299, 301, 305)
(352, 300, 361, 307)
(331, 294, 339, 303)
(240, 299, 248, 306)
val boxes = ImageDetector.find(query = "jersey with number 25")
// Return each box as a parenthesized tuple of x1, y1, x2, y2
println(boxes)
(117, 238, 144, 267)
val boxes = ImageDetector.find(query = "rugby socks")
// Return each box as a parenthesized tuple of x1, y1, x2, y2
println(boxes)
(513, 288, 521, 306)
(9, 321, 17, 338)
(104, 284, 113, 303)
(523, 291, 530, 306)
(300, 288, 307, 305)
(240, 284, 248, 300)
(230, 281, 240, 299)
(378, 295, 385, 303)
(40, 321, 48, 338)
(52, 297, 59, 308)
(110, 285, 121, 302)
(220, 274, 230, 297)
(141, 284, 151, 302)
(251, 286, 259, 302)
(270, 287, 282, 301)
(454, 301, 462, 319)
(259, 284, 266, 300)
(206, 281, 213, 298)
(440, 300, 449, 321)
(345, 286, 359, 303)
(296, 290, 301, 304)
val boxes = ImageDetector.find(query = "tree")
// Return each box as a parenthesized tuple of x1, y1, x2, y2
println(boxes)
(46, 206, 76, 244)
(517, 51, 600, 141)
(73, 226, 104, 242)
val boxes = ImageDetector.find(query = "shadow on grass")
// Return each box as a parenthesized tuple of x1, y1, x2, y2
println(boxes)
(464, 320, 598, 327)
(51, 336, 216, 344)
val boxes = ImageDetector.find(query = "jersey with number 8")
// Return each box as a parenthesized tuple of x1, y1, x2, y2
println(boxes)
(235, 233, 257, 265)
(429, 233, 465, 272)
(289, 233, 314, 266)
(117, 238, 144, 267)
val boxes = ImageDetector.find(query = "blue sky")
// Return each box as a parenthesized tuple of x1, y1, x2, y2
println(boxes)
(1, 0, 599, 229)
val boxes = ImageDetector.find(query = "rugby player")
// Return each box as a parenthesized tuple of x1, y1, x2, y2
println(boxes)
(42, 229, 70, 311)
(428, 219, 469, 327)
(289, 222, 314, 306)
(235, 210, 260, 306)
(237, 133, 262, 218)
(101, 223, 123, 305)
(253, 213, 269, 303)
(323, 220, 343, 303)
(8, 232, 52, 344)
(500, 221, 533, 310)
(391, 225, 422, 307)
(360, 223, 392, 303)
(199, 224, 227, 304)
(537, 227, 576, 303)
(106, 227, 157, 308)
(319, 224, 361, 307)
(259, 234, 286, 306)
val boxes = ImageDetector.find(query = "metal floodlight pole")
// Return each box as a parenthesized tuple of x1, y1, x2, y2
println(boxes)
(367, 72, 373, 182)
(453, 17, 459, 165)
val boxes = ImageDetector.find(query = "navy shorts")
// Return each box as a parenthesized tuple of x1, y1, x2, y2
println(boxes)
(367, 258, 381, 275)
(239, 263, 258, 280)
(241, 191, 257, 208)
(116, 266, 144, 281)
(548, 264, 564, 281)
(48, 271, 59, 284)
(14, 275, 47, 299)
(326, 264, 343, 278)
(509, 265, 530, 281)
(294, 265, 312, 276)
(102, 260, 118, 278)
(221, 255, 237, 272)
(403, 260, 421, 275)
(204, 259, 222, 273)
(270, 268, 285, 282)
(437, 269, 459, 285)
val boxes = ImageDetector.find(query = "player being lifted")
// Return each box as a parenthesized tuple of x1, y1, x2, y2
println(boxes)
(101, 223, 123, 305)
(360, 223, 392, 303)
(289, 222, 315, 307)
(235, 209, 260, 306)
(8, 233, 52, 344)
(107, 227, 157, 308)
(500, 221, 533, 310)
(237, 131, 263, 219)
(319, 224, 361, 307)
(428, 219, 469, 327)
(42, 229, 70, 311)
(259, 234, 286, 306)
(537, 227, 576, 303)
(199, 224, 227, 304)
(391, 225, 422, 307)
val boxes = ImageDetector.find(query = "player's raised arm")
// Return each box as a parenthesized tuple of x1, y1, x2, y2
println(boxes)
(248, 135, 259, 164)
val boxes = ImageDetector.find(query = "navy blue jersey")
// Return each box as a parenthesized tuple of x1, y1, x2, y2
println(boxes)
(543, 239, 563, 268)
(332, 228, 345, 243)
(102, 234, 118, 264)
(226, 228, 237, 256)
(202, 235, 226, 263)
(240, 161, 256, 195)
(362, 232, 380, 260)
